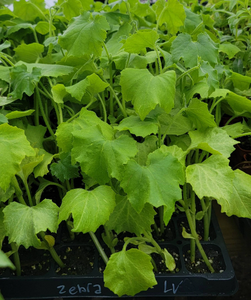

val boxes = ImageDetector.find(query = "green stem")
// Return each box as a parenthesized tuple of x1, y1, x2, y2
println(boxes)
(106, 83, 127, 118)
(23, 180, 34, 207)
(89, 231, 109, 265)
(232, 132, 251, 139)
(154, 46, 163, 74)
(185, 208, 215, 273)
(11, 243, 21, 276)
(0, 53, 15, 67)
(190, 189, 196, 263)
(11, 177, 27, 206)
(35, 87, 56, 139)
(39, 232, 65, 268)
(103, 225, 115, 254)
(98, 93, 107, 122)
(176, 65, 199, 83)
(209, 97, 224, 114)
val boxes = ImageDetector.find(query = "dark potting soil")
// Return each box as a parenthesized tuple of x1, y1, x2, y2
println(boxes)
(183, 245, 225, 273)
(17, 247, 51, 276)
(55, 245, 95, 276)
(152, 219, 176, 242)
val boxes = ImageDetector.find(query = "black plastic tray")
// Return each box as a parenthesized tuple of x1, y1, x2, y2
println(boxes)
(0, 211, 238, 299)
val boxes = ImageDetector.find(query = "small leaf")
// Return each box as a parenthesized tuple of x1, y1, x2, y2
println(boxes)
(3, 200, 59, 249)
(44, 235, 55, 248)
(195, 211, 205, 221)
(6, 109, 35, 120)
(162, 248, 176, 271)
(182, 227, 195, 239)
(104, 249, 157, 297)
(58, 186, 116, 233)
(0, 250, 15, 270)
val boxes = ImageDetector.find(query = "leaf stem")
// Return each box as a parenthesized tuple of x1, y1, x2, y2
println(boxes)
(97, 93, 107, 122)
(39, 232, 65, 268)
(154, 46, 163, 74)
(11, 243, 21, 276)
(185, 208, 215, 273)
(89, 231, 109, 265)
(11, 177, 27, 206)
(35, 87, 56, 139)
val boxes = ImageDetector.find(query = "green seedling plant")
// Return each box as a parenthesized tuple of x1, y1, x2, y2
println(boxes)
(1, 0, 251, 297)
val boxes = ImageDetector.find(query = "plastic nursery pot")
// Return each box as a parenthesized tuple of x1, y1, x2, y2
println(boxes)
(0, 210, 238, 299)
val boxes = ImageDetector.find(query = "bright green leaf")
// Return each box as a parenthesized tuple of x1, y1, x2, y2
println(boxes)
(219, 43, 240, 59)
(188, 127, 238, 158)
(35, 21, 56, 35)
(0, 124, 35, 191)
(51, 84, 67, 104)
(72, 125, 138, 184)
(162, 248, 176, 271)
(210, 89, 251, 116)
(61, 0, 83, 20)
(65, 73, 109, 101)
(0, 66, 11, 83)
(185, 98, 216, 130)
(56, 108, 112, 153)
(14, 43, 44, 63)
(3, 200, 59, 249)
(186, 155, 234, 201)
(171, 33, 219, 68)
(218, 169, 251, 218)
(121, 69, 176, 120)
(104, 249, 157, 297)
(116, 115, 159, 137)
(6, 109, 35, 120)
(0, 250, 15, 270)
(15, 61, 75, 77)
(123, 29, 159, 54)
(13, 0, 47, 21)
(121, 149, 185, 222)
(58, 186, 116, 233)
(199, 61, 219, 94)
(58, 12, 110, 57)
(158, 0, 186, 35)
